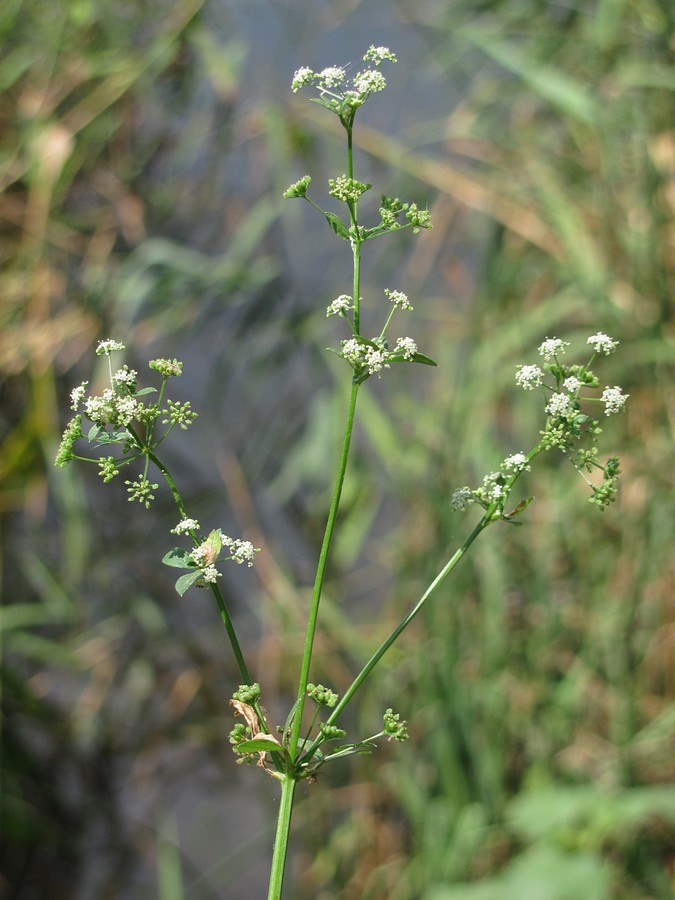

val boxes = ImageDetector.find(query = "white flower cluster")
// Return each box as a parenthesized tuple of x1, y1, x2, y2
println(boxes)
(516, 334, 627, 418)
(364, 347, 389, 375)
(545, 392, 576, 420)
(96, 339, 125, 356)
(385, 288, 413, 310)
(68, 341, 145, 429)
(326, 294, 354, 317)
(340, 336, 418, 376)
(201, 565, 221, 584)
(70, 381, 88, 410)
(291, 44, 396, 105)
(222, 536, 260, 567)
(601, 386, 628, 415)
(450, 487, 473, 511)
(587, 332, 619, 355)
(83, 388, 140, 427)
(395, 336, 417, 360)
(515, 364, 544, 390)
(341, 339, 387, 375)
(502, 452, 530, 472)
(538, 337, 570, 361)
(352, 69, 386, 94)
(171, 518, 200, 535)
(112, 366, 137, 388)
(451, 450, 530, 512)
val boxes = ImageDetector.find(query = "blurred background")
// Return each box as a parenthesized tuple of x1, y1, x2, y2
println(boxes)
(1, 0, 674, 897)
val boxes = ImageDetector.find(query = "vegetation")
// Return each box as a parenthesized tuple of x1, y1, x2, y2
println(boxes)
(2, 1, 673, 897)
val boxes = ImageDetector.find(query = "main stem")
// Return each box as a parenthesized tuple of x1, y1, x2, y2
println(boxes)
(268, 114, 367, 900)
(266, 382, 359, 900)
(289, 380, 360, 762)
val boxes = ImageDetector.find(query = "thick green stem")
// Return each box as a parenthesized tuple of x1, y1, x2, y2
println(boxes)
(267, 775, 297, 900)
(352, 241, 362, 333)
(287, 381, 360, 761)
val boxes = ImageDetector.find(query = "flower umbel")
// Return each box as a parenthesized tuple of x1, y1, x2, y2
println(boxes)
(601, 386, 628, 415)
(455, 334, 626, 517)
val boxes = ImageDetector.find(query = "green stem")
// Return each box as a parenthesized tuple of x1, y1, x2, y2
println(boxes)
(287, 380, 360, 761)
(352, 240, 362, 334)
(304, 511, 494, 755)
(267, 775, 296, 900)
(148, 450, 254, 686)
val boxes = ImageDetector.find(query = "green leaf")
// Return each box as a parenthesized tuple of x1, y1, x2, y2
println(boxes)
(203, 528, 222, 559)
(234, 738, 286, 755)
(411, 352, 438, 367)
(162, 548, 194, 568)
(323, 211, 350, 239)
(309, 96, 340, 114)
(134, 387, 157, 396)
(503, 496, 534, 520)
(175, 571, 201, 597)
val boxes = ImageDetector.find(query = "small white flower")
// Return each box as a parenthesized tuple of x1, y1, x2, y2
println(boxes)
(327, 294, 354, 317)
(190, 545, 208, 566)
(601, 386, 628, 415)
(363, 46, 397, 64)
(385, 288, 413, 310)
(84, 393, 107, 423)
(538, 337, 570, 361)
(365, 347, 389, 376)
(201, 564, 220, 583)
(291, 67, 314, 92)
(563, 376, 581, 393)
(114, 396, 139, 426)
(515, 364, 544, 390)
(341, 338, 366, 365)
(587, 333, 618, 355)
(112, 366, 137, 388)
(70, 382, 88, 411)
(96, 339, 125, 356)
(502, 452, 530, 472)
(490, 483, 506, 499)
(395, 336, 417, 360)
(233, 541, 258, 566)
(353, 69, 386, 94)
(546, 392, 575, 419)
(319, 66, 346, 87)
(171, 518, 200, 535)
(451, 487, 473, 511)
(222, 536, 260, 567)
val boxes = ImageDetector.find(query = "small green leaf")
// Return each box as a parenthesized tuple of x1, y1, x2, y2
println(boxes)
(283, 696, 303, 742)
(203, 528, 222, 559)
(175, 571, 201, 596)
(309, 96, 340, 113)
(235, 738, 287, 755)
(411, 352, 438, 367)
(134, 387, 157, 396)
(323, 211, 350, 239)
(162, 548, 194, 568)
(503, 496, 534, 521)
